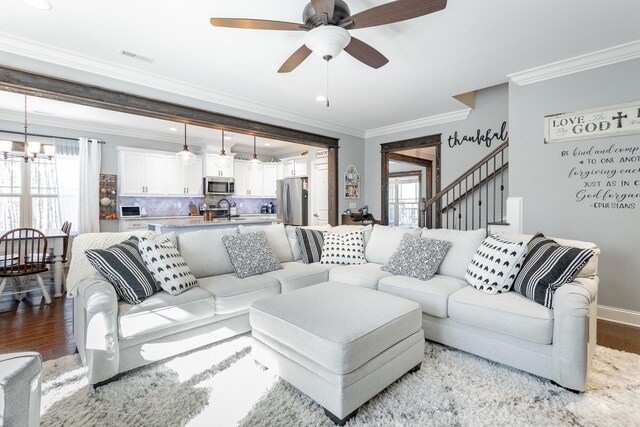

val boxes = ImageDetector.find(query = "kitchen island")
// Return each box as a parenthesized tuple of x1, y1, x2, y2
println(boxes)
(147, 215, 277, 234)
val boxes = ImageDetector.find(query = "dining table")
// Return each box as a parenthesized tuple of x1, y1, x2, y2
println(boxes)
(0, 228, 68, 298)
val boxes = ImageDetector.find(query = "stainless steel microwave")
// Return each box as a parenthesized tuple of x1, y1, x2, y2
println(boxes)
(203, 176, 235, 196)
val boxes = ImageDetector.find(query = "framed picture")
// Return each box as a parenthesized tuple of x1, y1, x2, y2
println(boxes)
(344, 165, 360, 199)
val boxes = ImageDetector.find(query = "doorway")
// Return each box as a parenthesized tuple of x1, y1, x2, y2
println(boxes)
(310, 160, 329, 225)
(380, 134, 441, 226)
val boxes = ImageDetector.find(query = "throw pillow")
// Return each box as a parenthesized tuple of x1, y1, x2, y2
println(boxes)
(513, 233, 595, 308)
(465, 235, 528, 294)
(381, 234, 451, 281)
(320, 230, 366, 265)
(138, 237, 198, 296)
(295, 227, 324, 264)
(85, 236, 160, 305)
(222, 231, 283, 278)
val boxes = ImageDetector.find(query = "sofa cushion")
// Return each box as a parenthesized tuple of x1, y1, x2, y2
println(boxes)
(320, 230, 366, 265)
(513, 233, 595, 309)
(177, 228, 238, 278)
(239, 223, 293, 263)
(118, 287, 215, 340)
(223, 231, 283, 278)
(328, 263, 393, 289)
(263, 261, 329, 292)
(85, 236, 160, 305)
(331, 224, 373, 246)
(295, 228, 324, 264)
(381, 234, 451, 281)
(286, 225, 332, 261)
(250, 281, 422, 375)
(365, 225, 421, 265)
(198, 274, 280, 315)
(378, 274, 467, 318)
(138, 237, 198, 295)
(465, 235, 527, 295)
(422, 228, 486, 280)
(448, 286, 554, 344)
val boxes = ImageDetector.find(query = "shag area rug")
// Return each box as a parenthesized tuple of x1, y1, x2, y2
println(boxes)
(41, 335, 640, 427)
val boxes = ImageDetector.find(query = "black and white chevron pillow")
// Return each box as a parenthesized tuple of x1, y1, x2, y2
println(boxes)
(320, 230, 366, 265)
(295, 227, 324, 264)
(138, 237, 198, 296)
(465, 235, 528, 295)
(513, 233, 594, 308)
(85, 236, 160, 305)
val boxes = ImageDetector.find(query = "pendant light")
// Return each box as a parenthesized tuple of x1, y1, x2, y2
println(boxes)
(250, 135, 262, 168)
(176, 123, 196, 166)
(214, 130, 233, 169)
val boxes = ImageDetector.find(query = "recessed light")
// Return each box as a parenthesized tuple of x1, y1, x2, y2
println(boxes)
(264, 143, 271, 146)
(315, 95, 327, 102)
(224, 135, 231, 140)
(20, 0, 52, 10)
(169, 127, 178, 132)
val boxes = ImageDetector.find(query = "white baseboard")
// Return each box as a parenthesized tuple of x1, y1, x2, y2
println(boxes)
(598, 305, 640, 328)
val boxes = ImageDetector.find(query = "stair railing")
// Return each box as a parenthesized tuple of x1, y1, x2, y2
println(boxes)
(423, 140, 509, 231)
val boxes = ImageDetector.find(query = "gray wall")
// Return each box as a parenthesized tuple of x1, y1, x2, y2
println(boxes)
(509, 58, 640, 313)
(364, 84, 509, 218)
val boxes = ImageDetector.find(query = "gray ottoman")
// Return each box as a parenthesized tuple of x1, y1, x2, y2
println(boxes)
(250, 281, 424, 425)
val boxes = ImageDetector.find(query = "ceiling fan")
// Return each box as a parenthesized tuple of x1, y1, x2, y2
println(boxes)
(210, 0, 447, 73)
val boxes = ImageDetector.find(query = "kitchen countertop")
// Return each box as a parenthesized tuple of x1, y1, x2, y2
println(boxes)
(146, 215, 277, 228)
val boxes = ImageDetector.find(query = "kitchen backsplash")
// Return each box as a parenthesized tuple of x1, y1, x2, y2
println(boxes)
(118, 197, 277, 216)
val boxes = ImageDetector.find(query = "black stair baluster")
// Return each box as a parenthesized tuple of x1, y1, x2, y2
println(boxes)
(458, 182, 462, 230)
(500, 150, 505, 223)
(493, 155, 497, 223)
(486, 161, 489, 230)
(471, 171, 475, 229)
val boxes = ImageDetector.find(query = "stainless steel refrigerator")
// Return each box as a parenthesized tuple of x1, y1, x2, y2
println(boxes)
(276, 177, 308, 226)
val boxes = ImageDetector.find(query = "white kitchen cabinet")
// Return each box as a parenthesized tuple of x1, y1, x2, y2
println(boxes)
(280, 156, 308, 178)
(263, 164, 278, 197)
(117, 147, 201, 197)
(118, 150, 167, 196)
(247, 164, 264, 197)
(204, 153, 235, 177)
(234, 160, 248, 196)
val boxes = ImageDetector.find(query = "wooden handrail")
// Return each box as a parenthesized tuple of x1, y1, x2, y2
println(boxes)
(424, 140, 509, 209)
(441, 163, 509, 213)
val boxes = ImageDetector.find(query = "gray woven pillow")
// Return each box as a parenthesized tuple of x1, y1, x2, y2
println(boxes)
(222, 231, 283, 278)
(382, 234, 451, 281)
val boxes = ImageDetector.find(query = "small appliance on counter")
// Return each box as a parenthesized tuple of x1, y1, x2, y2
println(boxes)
(120, 205, 142, 218)
(261, 205, 268, 214)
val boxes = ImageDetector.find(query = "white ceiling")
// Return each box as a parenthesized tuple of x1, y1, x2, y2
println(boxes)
(0, 0, 639, 136)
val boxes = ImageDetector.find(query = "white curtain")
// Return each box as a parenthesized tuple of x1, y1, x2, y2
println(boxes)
(77, 138, 101, 233)
(55, 154, 79, 231)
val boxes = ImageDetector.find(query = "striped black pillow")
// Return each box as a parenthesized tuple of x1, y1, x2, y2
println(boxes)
(295, 228, 324, 264)
(86, 236, 160, 305)
(513, 233, 594, 308)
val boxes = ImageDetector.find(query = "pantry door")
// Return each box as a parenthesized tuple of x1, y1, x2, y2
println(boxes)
(311, 161, 329, 226)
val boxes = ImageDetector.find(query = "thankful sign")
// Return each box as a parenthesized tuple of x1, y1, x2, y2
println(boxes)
(544, 101, 640, 144)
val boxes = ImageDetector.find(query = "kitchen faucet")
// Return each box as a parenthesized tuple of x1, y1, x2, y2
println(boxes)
(217, 198, 231, 220)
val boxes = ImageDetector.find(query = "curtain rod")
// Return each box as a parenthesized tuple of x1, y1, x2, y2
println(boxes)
(0, 129, 106, 144)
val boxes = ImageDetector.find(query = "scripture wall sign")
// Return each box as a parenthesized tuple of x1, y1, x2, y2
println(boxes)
(545, 101, 640, 144)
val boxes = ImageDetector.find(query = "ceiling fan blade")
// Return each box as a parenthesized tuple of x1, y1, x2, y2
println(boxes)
(344, 37, 389, 69)
(311, 0, 335, 20)
(278, 45, 313, 73)
(343, 0, 447, 29)
(210, 18, 309, 31)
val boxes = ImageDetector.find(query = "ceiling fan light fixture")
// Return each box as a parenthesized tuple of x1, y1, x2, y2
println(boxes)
(304, 25, 351, 60)
(20, 0, 52, 10)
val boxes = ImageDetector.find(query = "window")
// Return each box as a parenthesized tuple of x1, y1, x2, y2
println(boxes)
(0, 154, 79, 231)
(388, 174, 420, 227)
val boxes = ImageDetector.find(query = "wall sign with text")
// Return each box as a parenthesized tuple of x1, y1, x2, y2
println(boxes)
(545, 101, 640, 144)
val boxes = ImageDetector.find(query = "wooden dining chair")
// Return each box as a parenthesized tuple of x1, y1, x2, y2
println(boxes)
(44, 221, 72, 289)
(0, 228, 52, 304)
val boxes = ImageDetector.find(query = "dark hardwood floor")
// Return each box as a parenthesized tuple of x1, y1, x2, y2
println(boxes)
(1, 277, 639, 362)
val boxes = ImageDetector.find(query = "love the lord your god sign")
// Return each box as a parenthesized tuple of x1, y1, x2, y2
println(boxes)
(544, 101, 640, 143)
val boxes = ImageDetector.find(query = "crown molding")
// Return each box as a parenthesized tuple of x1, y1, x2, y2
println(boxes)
(0, 32, 364, 138)
(508, 40, 640, 86)
(364, 109, 471, 139)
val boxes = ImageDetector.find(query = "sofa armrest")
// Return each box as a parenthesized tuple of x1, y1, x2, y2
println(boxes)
(551, 276, 599, 391)
(74, 278, 120, 385)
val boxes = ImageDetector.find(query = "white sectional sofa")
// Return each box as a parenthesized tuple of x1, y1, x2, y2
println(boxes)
(70, 223, 599, 391)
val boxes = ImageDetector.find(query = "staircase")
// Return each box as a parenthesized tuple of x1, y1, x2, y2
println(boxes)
(423, 140, 509, 231)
